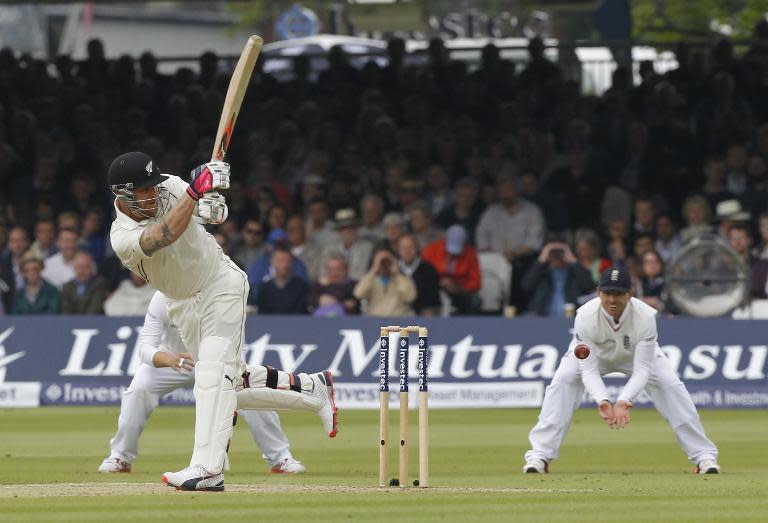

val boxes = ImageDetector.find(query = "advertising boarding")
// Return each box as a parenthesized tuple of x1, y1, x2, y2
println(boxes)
(0, 317, 765, 409)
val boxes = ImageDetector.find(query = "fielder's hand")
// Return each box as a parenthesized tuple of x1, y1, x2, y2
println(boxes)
(152, 351, 195, 373)
(187, 161, 230, 200)
(611, 400, 632, 429)
(198, 193, 229, 224)
(598, 400, 614, 425)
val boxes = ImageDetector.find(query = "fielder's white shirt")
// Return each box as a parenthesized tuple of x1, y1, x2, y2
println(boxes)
(110, 175, 227, 300)
(137, 291, 185, 366)
(572, 297, 662, 403)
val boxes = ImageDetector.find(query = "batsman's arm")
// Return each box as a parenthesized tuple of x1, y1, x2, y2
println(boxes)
(139, 194, 196, 256)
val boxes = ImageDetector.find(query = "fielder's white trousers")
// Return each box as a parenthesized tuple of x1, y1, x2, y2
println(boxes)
(109, 363, 293, 468)
(525, 351, 719, 465)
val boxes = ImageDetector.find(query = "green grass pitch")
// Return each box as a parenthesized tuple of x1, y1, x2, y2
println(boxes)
(0, 407, 766, 522)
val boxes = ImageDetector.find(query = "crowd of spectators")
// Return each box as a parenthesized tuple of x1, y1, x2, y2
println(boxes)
(2, 24, 768, 317)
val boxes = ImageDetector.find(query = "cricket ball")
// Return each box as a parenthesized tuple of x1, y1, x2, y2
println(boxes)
(574, 344, 590, 360)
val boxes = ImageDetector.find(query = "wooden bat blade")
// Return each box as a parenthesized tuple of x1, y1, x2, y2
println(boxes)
(212, 35, 263, 162)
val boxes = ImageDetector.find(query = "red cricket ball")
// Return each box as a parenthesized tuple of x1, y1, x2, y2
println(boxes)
(574, 344, 590, 360)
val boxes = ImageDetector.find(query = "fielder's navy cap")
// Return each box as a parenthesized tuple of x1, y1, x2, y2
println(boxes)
(599, 266, 631, 293)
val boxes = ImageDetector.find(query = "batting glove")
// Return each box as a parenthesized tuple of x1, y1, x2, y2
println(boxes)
(197, 193, 229, 224)
(187, 161, 230, 201)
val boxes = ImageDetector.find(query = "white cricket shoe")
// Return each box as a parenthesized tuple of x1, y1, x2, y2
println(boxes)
(308, 370, 339, 438)
(162, 465, 224, 491)
(98, 457, 131, 473)
(696, 459, 721, 474)
(271, 457, 306, 474)
(522, 458, 549, 474)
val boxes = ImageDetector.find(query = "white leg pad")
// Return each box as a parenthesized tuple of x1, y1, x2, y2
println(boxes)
(190, 337, 238, 474)
(237, 387, 321, 412)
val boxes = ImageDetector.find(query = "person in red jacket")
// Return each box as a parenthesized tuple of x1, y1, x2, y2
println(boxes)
(421, 224, 481, 314)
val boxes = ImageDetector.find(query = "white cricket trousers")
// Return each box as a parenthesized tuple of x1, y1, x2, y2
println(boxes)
(109, 363, 293, 467)
(166, 262, 250, 473)
(525, 351, 719, 465)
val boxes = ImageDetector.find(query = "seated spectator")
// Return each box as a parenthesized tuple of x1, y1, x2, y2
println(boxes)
(321, 208, 373, 281)
(306, 197, 337, 246)
(406, 201, 442, 248)
(247, 229, 308, 304)
(573, 228, 611, 285)
(632, 194, 657, 236)
(633, 233, 655, 259)
(286, 214, 323, 282)
(475, 174, 545, 262)
(728, 223, 768, 298)
(42, 228, 80, 289)
(231, 219, 266, 270)
(307, 253, 359, 316)
(679, 195, 713, 243)
(28, 219, 56, 260)
(635, 250, 666, 312)
(104, 272, 155, 316)
(359, 194, 385, 244)
(714, 199, 750, 242)
(12, 255, 60, 314)
(476, 174, 545, 309)
(265, 203, 288, 234)
(0, 226, 30, 312)
(435, 177, 483, 245)
(700, 155, 735, 210)
(521, 242, 595, 317)
(655, 214, 683, 262)
(61, 251, 108, 314)
(756, 212, 768, 260)
(422, 225, 481, 315)
(256, 246, 309, 314)
(604, 218, 630, 266)
(424, 164, 453, 216)
(81, 208, 107, 264)
(354, 247, 416, 316)
(397, 233, 440, 316)
(378, 212, 406, 253)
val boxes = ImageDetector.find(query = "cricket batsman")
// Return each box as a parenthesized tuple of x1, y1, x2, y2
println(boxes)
(99, 291, 306, 475)
(523, 266, 721, 474)
(109, 152, 338, 491)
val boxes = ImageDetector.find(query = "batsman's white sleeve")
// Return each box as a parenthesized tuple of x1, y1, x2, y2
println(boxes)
(138, 292, 170, 366)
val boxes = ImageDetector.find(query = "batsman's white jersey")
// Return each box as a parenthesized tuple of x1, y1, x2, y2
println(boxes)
(111, 175, 226, 301)
(110, 173, 249, 474)
(107, 292, 296, 469)
(525, 297, 718, 465)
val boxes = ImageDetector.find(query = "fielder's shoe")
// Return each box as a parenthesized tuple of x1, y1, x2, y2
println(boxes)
(309, 370, 339, 438)
(98, 457, 131, 473)
(162, 465, 224, 491)
(695, 459, 721, 474)
(271, 457, 306, 474)
(523, 458, 549, 474)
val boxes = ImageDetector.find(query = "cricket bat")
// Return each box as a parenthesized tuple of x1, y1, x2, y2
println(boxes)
(211, 35, 263, 162)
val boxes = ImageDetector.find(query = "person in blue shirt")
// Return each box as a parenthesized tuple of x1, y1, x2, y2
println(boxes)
(246, 229, 308, 305)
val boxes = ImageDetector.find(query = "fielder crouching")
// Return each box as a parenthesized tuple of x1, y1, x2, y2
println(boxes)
(108, 152, 337, 492)
(523, 266, 720, 474)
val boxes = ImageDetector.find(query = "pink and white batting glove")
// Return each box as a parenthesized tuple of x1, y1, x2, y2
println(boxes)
(187, 161, 230, 201)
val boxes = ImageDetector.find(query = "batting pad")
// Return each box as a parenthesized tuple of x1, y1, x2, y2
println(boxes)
(237, 387, 321, 412)
(190, 356, 237, 475)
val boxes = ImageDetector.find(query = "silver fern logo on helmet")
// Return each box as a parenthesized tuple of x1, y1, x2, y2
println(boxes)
(145, 161, 153, 175)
